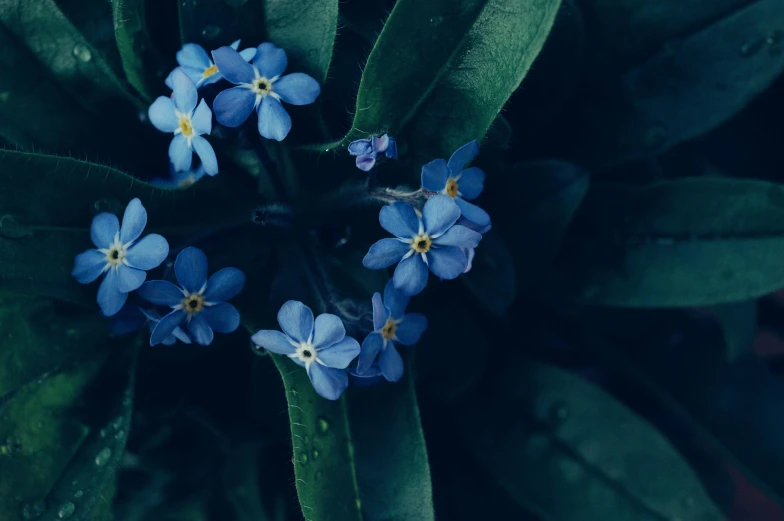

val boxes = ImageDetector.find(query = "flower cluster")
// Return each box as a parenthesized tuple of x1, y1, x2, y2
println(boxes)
(348, 134, 397, 171)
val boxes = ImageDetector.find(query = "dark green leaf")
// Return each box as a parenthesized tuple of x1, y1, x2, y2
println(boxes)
(113, 0, 167, 101)
(547, 177, 784, 307)
(456, 354, 724, 520)
(712, 301, 757, 361)
(263, 0, 339, 83)
(177, 0, 264, 48)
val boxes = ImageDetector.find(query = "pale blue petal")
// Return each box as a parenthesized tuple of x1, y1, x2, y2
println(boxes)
(191, 99, 212, 136)
(371, 292, 386, 331)
(150, 310, 186, 346)
(348, 139, 372, 156)
(171, 68, 198, 113)
(203, 302, 240, 333)
(148, 96, 179, 133)
(307, 363, 348, 400)
(423, 195, 461, 237)
(251, 329, 296, 355)
(317, 336, 359, 369)
(455, 197, 491, 228)
(172, 326, 192, 344)
(457, 167, 485, 200)
(212, 46, 255, 84)
(432, 224, 482, 249)
(273, 73, 320, 105)
(90, 212, 119, 248)
(177, 43, 211, 70)
(97, 269, 128, 317)
(125, 234, 169, 270)
(383, 279, 409, 320)
(204, 267, 245, 302)
(427, 246, 467, 280)
(356, 155, 376, 171)
(239, 47, 257, 61)
(257, 96, 291, 141)
(447, 140, 479, 174)
(464, 248, 475, 273)
(164, 69, 175, 89)
(393, 255, 428, 296)
(373, 135, 389, 153)
(120, 198, 147, 243)
(137, 280, 184, 306)
(357, 333, 384, 374)
(116, 265, 146, 293)
(277, 300, 314, 343)
(174, 247, 208, 293)
(395, 313, 427, 345)
(379, 344, 404, 382)
(191, 135, 218, 176)
(169, 134, 192, 172)
(421, 158, 449, 192)
(213, 86, 256, 127)
(362, 239, 410, 269)
(385, 138, 398, 159)
(312, 313, 346, 349)
(230, 39, 241, 50)
(379, 202, 419, 238)
(253, 42, 287, 78)
(72, 250, 107, 284)
(188, 314, 214, 345)
(181, 66, 204, 86)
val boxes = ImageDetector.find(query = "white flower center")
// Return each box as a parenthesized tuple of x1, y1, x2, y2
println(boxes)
(246, 67, 279, 106)
(99, 232, 130, 272)
(292, 341, 318, 365)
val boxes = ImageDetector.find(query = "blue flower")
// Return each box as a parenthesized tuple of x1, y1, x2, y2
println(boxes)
(72, 198, 169, 317)
(211, 42, 321, 141)
(251, 301, 361, 400)
(150, 163, 207, 190)
(137, 247, 245, 346)
(139, 308, 192, 345)
(110, 305, 191, 345)
(148, 69, 218, 175)
(165, 40, 256, 89)
(362, 195, 482, 296)
(347, 134, 397, 172)
(457, 218, 491, 274)
(421, 140, 490, 227)
(357, 280, 427, 381)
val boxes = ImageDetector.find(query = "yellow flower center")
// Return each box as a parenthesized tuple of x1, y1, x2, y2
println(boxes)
(251, 77, 273, 96)
(445, 178, 459, 198)
(381, 318, 397, 340)
(411, 234, 432, 253)
(183, 294, 204, 314)
(203, 64, 219, 78)
(179, 116, 193, 137)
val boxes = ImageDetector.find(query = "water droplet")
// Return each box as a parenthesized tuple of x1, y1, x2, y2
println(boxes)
(112, 418, 123, 430)
(355, 499, 362, 511)
(311, 449, 320, 460)
(644, 124, 668, 149)
(201, 25, 221, 40)
(180, 0, 197, 10)
(0, 92, 9, 103)
(22, 501, 46, 519)
(429, 16, 443, 26)
(315, 470, 323, 480)
(115, 429, 125, 440)
(739, 37, 765, 57)
(99, 429, 107, 438)
(94, 448, 112, 466)
(317, 417, 330, 434)
(548, 401, 569, 425)
(57, 502, 75, 519)
(300, 452, 308, 465)
(303, 435, 310, 444)
(93, 198, 112, 212)
(72, 45, 92, 62)
(73, 490, 83, 499)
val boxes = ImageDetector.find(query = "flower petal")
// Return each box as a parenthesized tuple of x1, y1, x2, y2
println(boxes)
(212, 46, 255, 84)
(119, 198, 147, 243)
(116, 265, 146, 293)
(432, 224, 482, 249)
(379, 202, 419, 239)
(464, 247, 475, 273)
(137, 280, 184, 306)
(379, 344, 404, 382)
(188, 314, 214, 345)
(357, 333, 384, 374)
(253, 42, 287, 78)
(204, 267, 245, 302)
(395, 313, 427, 345)
(310, 313, 344, 349)
(251, 329, 296, 355)
(203, 302, 240, 333)
(307, 363, 348, 400)
(150, 310, 186, 346)
(97, 269, 128, 317)
(371, 292, 386, 331)
(213, 86, 256, 127)
(177, 43, 211, 70)
(72, 250, 107, 284)
(111, 305, 146, 336)
(373, 135, 389, 153)
(317, 336, 359, 369)
(393, 255, 428, 296)
(356, 155, 376, 171)
(421, 158, 449, 192)
(457, 167, 485, 200)
(239, 47, 257, 61)
(427, 246, 467, 280)
(191, 135, 218, 176)
(174, 246, 208, 293)
(148, 96, 179, 133)
(362, 239, 410, 269)
(169, 134, 193, 172)
(348, 139, 372, 156)
(273, 73, 320, 105)
(172, 326, 192, 344)
(171, 68, 198, 113)
(455, 197, 491, 228)
(423, 195, 461, 237)
(90, 212, 119, 249)
(257, 96, 291, 141)
(447, 139, 479, 174)
(385, 138, 398, 159)
(181, 66, 205, 86)
(383, 279, 409, 320)
(191, 99, 212, 136)
(277, 300, 314, 343)
(125, 234, 169, 270)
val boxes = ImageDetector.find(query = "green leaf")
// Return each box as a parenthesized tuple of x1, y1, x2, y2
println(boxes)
(577, 0, 784, 168)
(712, 301, 757, 361)
(177, 0, 264, 48)
(263, 0, 339, 83)
(456, 354, 724, 520)
(271, 356, 434, 521)
(547, 177, 784, 307)
(113, 0, 167, 101)
(0, 150, 257, 306)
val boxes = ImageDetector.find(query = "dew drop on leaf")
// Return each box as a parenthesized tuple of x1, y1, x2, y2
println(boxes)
(57, 502, 75, 519)
(201, 25, 221, 40)
(317, 417, 329, 434)
(94, 447, 112, 466)
(73, 490, 83, 499)
(72, 45, 92, 63)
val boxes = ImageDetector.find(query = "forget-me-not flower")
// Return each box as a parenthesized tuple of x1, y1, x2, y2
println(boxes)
(211, 42, 320, 141)
(150, 163, 207, 190)
(149, 69, 218, 175)
(348, 134, 397, 172)
(421, 140, 490, 227)
(165, 40, 256, 89)
(457, 218, 491, 274)
(357, 280, 427, 381)
(251, 301, 361, 400)
(137, 247, 245, 346)
(110, 305, 191, 345)
(72, 198, 169, 317)
(362, 195, 482, 296)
